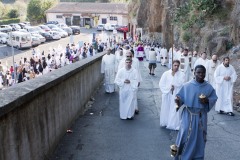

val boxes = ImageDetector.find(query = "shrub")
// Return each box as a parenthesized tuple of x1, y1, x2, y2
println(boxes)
(182, 32, 191, 42)
(0, 18, 20, 25)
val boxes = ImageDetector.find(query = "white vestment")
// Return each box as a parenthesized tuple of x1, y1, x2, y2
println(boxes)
(115, 67, 138, 119)
(159, 69, 184, 129)
(214, 64, 237, 112)
(155, 47, 161, 63)
(118, 57, 142, 111)
(144, 46, 150, 61)
(160, 48, 168, 66)
(168, 48, 177, 68)
(205, 60, 220, 89)
(101, 54, 116, 93)
(180, 56, 192, 82)
(194, 57, 209, 68)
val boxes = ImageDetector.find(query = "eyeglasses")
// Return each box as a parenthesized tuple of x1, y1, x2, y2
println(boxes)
(213, 60, 217, 62)
(126, 62, 132, 63)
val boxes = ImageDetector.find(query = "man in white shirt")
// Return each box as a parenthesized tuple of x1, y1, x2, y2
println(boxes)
(148, 48, 157, 75)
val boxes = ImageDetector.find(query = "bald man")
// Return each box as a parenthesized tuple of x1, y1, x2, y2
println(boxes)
(205, 54, 220, 89)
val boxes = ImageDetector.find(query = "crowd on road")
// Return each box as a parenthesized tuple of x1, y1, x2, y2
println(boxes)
(101, 40, 237, 160)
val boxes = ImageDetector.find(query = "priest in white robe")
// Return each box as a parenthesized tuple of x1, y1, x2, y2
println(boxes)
(205, 54, 220, 89)
(194, 52, 209, 69)
(144, 44, 151, 61)
(214, 56, 237, 116)
(101, 48, 116, 93)
(160, 46, 168, 66)
(180, 49, 192, 82)
(118, 50, 142, 114)
(115, 58, 138, 120)
(159, 60, 184, 129)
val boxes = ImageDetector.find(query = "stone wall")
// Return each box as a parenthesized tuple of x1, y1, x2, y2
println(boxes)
(0, 53, 104, 160)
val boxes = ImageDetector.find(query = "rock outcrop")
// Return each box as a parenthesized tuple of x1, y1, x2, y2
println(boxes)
(129, 0, 239, 56)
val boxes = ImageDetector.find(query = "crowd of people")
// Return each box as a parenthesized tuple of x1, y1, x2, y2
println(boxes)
(0, 39, 117, 89)
(101, 41, 237, 160)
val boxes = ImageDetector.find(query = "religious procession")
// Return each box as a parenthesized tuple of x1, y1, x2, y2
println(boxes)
(101, 40, 238, 160)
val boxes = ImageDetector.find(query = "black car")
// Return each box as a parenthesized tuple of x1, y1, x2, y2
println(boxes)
(70, 26, 80, 35)
(40, 32, 53, 41)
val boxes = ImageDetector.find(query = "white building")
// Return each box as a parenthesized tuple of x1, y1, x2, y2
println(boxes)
(46, 2, 128, 27)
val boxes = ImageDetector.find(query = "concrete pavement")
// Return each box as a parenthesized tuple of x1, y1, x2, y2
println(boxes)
(50, 60, 240, 160)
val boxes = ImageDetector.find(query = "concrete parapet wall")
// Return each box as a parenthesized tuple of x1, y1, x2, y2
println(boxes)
(0, 53, 105, 160)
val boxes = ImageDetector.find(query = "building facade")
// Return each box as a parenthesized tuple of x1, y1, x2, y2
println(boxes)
(46, 2, 128, 27)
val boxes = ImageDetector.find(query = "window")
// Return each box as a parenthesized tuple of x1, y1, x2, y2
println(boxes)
(56, 15, 63, 18)
(16, 36, 19, 41)
(110, 16, 117, 21)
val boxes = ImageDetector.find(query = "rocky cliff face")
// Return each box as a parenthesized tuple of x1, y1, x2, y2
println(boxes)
(129, 0, 240, 110)
(130, 0, 239, 55)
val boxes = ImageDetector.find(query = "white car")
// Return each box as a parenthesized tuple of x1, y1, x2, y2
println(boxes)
(0, 32, 8, 44)
(51, 28, 68, 38)
(104, 23, 117, 31)
(31, 33, 46, 43)
(31, 36, 41, 47)
(97, 24, 104, 31)
(57, 23, 68, 28)
(48, 31, 61, 40)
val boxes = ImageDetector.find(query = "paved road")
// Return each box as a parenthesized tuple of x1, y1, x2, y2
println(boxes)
(50, 60, 240, 160)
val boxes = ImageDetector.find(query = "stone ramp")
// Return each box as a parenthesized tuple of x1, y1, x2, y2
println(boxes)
(50, 60, 240, 160)
(50, 61, 173, 160)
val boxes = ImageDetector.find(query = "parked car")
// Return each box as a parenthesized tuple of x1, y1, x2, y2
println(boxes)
(51, 28, 68, 38)
(38, 25, 51, 32)
(46, 24, 59, 30)
(31, 33, 46, 43)
(45, 21, 59, 25)
(48, 31, 61, 40)
(0, 25, 12, 33)
(0, 32, 8, 44)
(116, 25, 129, 32)
(31, 35, 41, 47)
(23, 22, 31, 26)
(70, 26, 80, 34)
(104, 23, 117, 31)
(7, 31, 32, 49)
(18, 23, 26, 29)
(57, 23, 68, 28)
(25, 26, 46, 35)
(97, 24, 104, 31)
(57, 23, 72, 35)
(40, 32, 53, 41)
(9, 23, 21, 31)
(18, 29, 28, 33)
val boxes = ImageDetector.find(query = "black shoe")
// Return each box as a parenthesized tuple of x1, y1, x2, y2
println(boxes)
(135, 110, 139, 115)
(151, 73, 155, 76)
(226, 112, 235, 116)
(219, 110, 224, 114)
(127, 117, 134, 120)
(149, 73, 151, 75)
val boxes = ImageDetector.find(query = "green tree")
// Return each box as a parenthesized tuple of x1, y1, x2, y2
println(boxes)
(27, 0, 42, 22)
(27, 0, 56, 23)
(7, 9, 19, 18)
